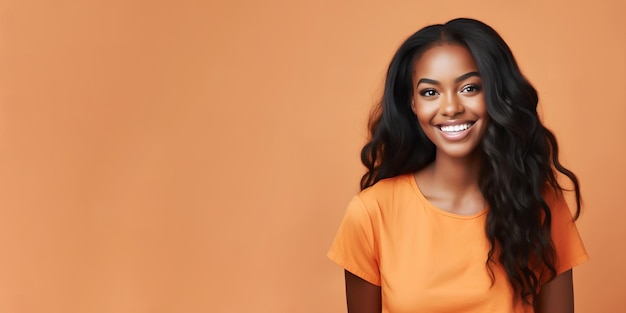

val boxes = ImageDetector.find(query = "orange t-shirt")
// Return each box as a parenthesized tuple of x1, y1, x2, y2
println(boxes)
(328, 174, 588, 313)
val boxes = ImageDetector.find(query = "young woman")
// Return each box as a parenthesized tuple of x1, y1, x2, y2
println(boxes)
(328, 18, 588, 313)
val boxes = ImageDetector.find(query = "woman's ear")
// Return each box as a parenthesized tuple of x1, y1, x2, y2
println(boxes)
(411, 100, 418, 115)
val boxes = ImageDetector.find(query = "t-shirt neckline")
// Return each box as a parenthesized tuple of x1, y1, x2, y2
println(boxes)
(406, 173, 488, 220)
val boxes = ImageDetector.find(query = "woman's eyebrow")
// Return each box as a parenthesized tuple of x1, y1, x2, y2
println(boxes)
(416, 71, 481, 87)
(417, 78, 439, 86)
(455, 71, 480, 83)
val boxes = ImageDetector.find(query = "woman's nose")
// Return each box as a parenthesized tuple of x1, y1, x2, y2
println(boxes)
(439, 93, 464, 117)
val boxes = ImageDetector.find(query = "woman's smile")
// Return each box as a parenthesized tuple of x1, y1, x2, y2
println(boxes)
(435, 120, 476, 140)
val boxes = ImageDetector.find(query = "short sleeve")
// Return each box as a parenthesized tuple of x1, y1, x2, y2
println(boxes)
(546, 190, 589, 275)
(327, 195, 381, 286)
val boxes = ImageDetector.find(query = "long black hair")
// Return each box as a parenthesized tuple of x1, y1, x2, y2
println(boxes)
(360, 18, 581, 306)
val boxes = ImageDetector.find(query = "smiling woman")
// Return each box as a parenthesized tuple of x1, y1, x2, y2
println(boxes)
(328, 18, 588, 313)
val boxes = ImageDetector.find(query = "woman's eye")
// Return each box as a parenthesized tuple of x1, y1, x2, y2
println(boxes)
(461, 84, 481, 93)
(420, 89, 438, 97)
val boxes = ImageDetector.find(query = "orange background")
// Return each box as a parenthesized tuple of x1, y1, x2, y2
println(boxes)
(0, 0, 624, 312)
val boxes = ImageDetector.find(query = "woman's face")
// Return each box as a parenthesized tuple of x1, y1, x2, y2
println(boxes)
(411, 43, 488, 160)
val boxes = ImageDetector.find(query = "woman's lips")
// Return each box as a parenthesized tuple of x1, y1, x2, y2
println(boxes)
(435, 122, 475, 141)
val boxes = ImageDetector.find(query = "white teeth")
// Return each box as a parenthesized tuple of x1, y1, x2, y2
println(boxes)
(440, 123, 472, 132)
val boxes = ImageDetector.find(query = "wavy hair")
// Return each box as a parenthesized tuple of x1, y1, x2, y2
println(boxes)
(360, 18, 581, 305)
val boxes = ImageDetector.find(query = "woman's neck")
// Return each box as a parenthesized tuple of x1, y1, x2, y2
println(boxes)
(430, 153, 481, 191)
(415, 151, 485, 215)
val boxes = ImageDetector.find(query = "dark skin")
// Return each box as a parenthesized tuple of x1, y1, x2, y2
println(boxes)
(345, 270, 381, 313)
(344, 269, 574, 313)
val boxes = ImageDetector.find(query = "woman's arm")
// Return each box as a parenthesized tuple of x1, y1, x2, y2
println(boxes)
(345, 270, 382, 313)
(535, 269, 574, 313)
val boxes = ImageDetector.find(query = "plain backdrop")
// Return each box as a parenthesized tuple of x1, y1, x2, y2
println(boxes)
(0, 0, 624, 312)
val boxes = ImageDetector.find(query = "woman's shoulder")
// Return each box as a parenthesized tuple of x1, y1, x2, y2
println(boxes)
(541, 186, 579, 220)
(359, 174, 414, 198)
(541, 186, 570, 211)
(354, 173, 421, 212)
